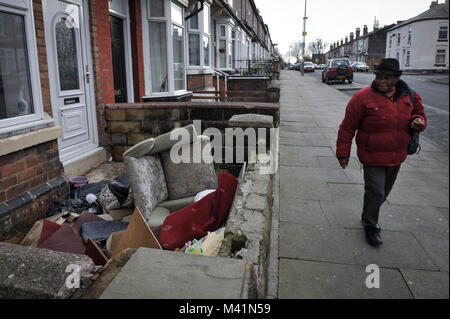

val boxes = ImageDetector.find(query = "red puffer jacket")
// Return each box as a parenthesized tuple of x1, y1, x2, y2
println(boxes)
(337, 79, 427, 166)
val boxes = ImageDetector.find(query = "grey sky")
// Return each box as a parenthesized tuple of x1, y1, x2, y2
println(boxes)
(254, 0, 433, 56)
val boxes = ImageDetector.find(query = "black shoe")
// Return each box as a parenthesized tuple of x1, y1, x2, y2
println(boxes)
(364, 227, 383, 246)
(361, 213, 381, 231)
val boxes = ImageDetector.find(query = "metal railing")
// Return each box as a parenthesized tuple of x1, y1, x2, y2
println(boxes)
(231, 59, 275, 77)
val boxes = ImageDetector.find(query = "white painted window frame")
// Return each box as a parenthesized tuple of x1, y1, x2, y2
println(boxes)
(438, 23, 448, 41)
(187, 2, 210, 69)
(216, 19, 233, 71)
(435, 47, 447, 65)
(142, 0, 188, 98)
(109, 0, 135, 103)
(0, 0, 44, 131)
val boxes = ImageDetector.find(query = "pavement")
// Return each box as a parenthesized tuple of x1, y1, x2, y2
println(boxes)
(276, 70, 449, 299)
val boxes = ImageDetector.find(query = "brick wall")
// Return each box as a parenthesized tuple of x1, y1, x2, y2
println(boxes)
(104, 102, 280, 161)
(129, 0, 145, 103)
(88, 0, 115, 147)
(33, 0, 52, 116)
(187, 74, 214, 91)
(227, 78, 270, 102)
(0, 141, 63, 203)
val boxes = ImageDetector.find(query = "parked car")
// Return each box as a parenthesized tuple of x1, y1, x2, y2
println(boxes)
(316, 64, 325, 70)
(322, 58, 353, 84)
(303, 61, 315, 72)
(352, 61, 370, 72)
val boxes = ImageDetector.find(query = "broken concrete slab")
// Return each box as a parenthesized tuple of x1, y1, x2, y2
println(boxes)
(0, 242, 96, 299)
(100, 248, 247, 299)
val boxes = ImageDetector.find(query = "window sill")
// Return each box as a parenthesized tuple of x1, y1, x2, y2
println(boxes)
(0, 123, 62, 157)
(437, 39, 448, 42)
(0, 113, 55, 138)
(434, 64, 447, 67)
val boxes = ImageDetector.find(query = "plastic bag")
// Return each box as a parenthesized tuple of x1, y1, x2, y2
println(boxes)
(184, 239, 204, 255)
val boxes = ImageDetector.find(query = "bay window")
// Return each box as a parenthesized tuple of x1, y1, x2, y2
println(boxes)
(0, 0, 43, 131)
(187, 1, 210, 68)
(143, 0, 187, 96)
(217, 23, 232, 69)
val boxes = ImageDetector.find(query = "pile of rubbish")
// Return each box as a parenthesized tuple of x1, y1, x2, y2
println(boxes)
(19, 125, 241, 267)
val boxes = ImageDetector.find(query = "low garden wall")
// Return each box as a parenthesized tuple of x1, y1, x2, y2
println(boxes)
(105, 102, 280, 161)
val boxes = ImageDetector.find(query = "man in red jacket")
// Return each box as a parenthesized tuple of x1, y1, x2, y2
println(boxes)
(336, 58, 427, 246)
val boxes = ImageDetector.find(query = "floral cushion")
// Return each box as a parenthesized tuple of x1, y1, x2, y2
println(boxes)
(125, 155, 168, 221)
(160, 136, 217, 200)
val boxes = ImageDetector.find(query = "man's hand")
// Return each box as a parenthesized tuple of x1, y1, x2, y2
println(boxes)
(411, 117, 425, 131)
(338, 157, 350, 169)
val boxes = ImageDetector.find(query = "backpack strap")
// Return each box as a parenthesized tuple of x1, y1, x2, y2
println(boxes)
(409, 88, 415, 104)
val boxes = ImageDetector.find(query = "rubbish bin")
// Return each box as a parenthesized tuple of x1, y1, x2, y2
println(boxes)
(69, 176, 89, 199)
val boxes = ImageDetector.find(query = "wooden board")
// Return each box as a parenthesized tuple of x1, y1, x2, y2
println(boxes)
(111, 207, 162, 259)
(86, 239, 109, 266)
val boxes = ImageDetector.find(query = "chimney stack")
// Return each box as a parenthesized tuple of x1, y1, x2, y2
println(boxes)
(345, 36, 348, 44)
(356, 28, 361, 39)
(350, 32, 354, 41)
(446, 0, 449, 9)
(363, 25, 368, 36)
(430, 0, 438, 9)
(340, 39, 344, 46)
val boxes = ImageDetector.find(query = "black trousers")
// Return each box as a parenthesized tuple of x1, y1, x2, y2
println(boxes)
(362, 165, 401, 230)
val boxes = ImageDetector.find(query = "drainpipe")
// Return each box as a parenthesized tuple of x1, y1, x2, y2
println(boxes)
(185, 0, 205, 21)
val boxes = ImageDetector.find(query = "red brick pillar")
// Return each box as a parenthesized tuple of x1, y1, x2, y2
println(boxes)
(33, 0, 52, 117)
(89, 0, 114, 147)
(129, 0, 146, 103)
(219, 76, 227, 102)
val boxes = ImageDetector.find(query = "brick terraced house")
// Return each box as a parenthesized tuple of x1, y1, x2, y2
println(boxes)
(0, 0, 275, 239)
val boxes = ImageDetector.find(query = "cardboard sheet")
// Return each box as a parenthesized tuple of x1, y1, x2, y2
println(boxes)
(111, 207, 161, 259)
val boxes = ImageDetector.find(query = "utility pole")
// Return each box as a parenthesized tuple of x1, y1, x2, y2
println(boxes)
(301, 0, 308, 76)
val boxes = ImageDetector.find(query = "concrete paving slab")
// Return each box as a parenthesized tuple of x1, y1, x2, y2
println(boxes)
(380, 205, 449, 234)
(436, 207, 449, 219)
(280, 136, 330, 147)
(387, 185, 449, 208)
(412, 231, 449, 272)
(280, 198, 329, 225)
(394, 169, 449, 189)
(320, 200, 364, 228)
(343, 168, 365, 184)
(328, 183, 365, 202)
(317, 156, 360, 169)
(279, 222, 355, 264)
(400, 269, 449, 299)
(280, 166, 348, 184)
(280, 180, 333, 201)
(100, 248, 246, 299)
(345, 229, 439, 271)
(279, 259, 413, 299)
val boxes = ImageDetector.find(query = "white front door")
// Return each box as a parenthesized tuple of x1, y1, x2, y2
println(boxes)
(43, 0, 98, 164)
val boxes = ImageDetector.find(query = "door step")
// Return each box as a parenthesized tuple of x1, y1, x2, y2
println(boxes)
(63, 147, 106, 179)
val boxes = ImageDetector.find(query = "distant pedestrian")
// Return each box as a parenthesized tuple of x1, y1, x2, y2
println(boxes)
(336, 58, 427, 246)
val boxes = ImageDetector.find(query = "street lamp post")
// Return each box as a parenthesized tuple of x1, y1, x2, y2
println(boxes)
(301, 0, 308, 76)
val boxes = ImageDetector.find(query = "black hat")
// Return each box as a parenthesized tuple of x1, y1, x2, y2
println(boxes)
(373, 58, 403, 76)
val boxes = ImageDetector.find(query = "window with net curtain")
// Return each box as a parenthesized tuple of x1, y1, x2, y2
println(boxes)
(171, 2, 185, 91)
(187, 1, 210, 68)
(0, 11, 34, 120)
(149, 0, 168, 93)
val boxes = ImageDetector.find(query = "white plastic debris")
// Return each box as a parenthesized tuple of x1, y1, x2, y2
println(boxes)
(86, 193, 97, 204)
